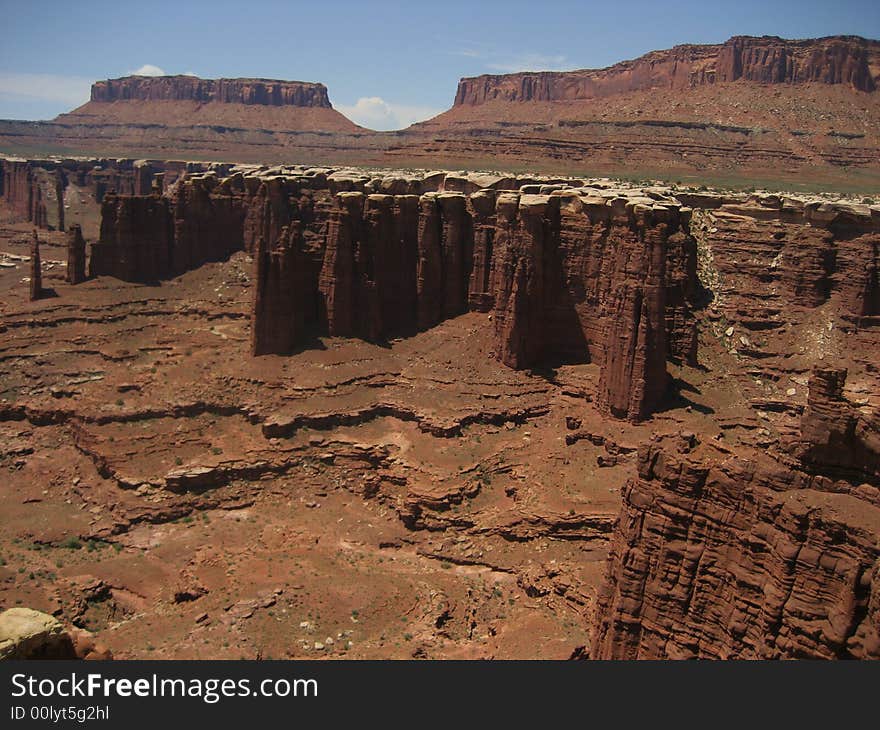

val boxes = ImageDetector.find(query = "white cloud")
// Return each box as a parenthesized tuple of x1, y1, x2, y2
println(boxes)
(486, 53, 573, 73)
(130, 64, 166, 77)
(0, 72, 92, 107)
(335, 97, 442, 131)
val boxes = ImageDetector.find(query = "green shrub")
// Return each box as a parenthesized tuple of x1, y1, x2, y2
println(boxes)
(60, 536, 82, 550)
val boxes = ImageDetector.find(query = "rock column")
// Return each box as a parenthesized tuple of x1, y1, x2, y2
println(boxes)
(29, 230, 42, 300)
(66, 224, 87, 284)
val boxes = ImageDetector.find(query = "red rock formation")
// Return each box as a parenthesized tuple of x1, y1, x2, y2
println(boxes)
(252, 227, 307, 356)
(352, 194, 387, 342)
(492, 193, 557, 368)
(319, 192, 363, 336)
(592, 432, 880, 659)
(90, 194, 172, 282)
(90, 76, 333, 107)
(54, 168, 65, 232)
(30, 183, 48, 229)
(416, 194, 444, 330)
(66, 224, 87, 284)
(0, 160, 52, 228)
(1, 159, 35, 221)
(716, 36, 876, 89)
(170, 175, 245, 275)
(597, 204, 671, 421)
(318, 192, 421, 341)
(692, 197, 880, 349)
(466, 191, 497, 311)
(243, 177, 294, 254)
(791, 367, 880, 484)
(391, 195, 420, 334)
(437, 193, 473, 319)
(454, 35, 878, 106)
(488, 192, 691, 420)
(29, 230, 42, 301)
(90, 173, 699, 422)
(133, 160, 153, 196)
(90, 172, 253, 282)
(663, 220, 699, 365)
(364, 193, 413, 338)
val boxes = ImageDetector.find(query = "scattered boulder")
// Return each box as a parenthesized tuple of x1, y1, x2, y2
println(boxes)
(0, 608, 75, 659)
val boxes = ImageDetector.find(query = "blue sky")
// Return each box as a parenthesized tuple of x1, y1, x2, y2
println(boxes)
(1, 0, 878, 129)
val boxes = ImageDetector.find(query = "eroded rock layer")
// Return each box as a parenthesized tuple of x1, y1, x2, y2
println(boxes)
(592, 422, 880, 659)
(454, 35, 879, 106)
(90, 76, 333, 107)
(82, 169, 697, 420)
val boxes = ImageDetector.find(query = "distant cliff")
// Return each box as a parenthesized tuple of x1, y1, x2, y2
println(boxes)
(454, 35, 880, 105)
(90, 76, 333, 108)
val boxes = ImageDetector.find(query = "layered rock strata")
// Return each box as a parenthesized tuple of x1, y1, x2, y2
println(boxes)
(85, 168, 878, 427)
(592, 431, 880, 659)
(1, 159, 49, 227)
(97, 169, 693, 421)
(82, 166, 698, 420)
(791, 368, 880, 484)
(0, 157, 218, 234)
(251, 228, 308, 356)
(90, 193, 172, 281)
(90, 76, 333, 108)
(592, 367, 880, 658)
(454, 35, 879, 106)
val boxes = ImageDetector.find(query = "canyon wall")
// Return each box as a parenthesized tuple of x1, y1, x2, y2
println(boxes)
(684, 194, 880, 347)
(85, 170, 699, 421)
(1, 159, 49, 228)
(67, 167, 880, 429)
(590, 195, 880, 657)
(247, 181, 697, 422)
(592, 366, 880, 659)
(90, 193, 173, 282)
(454, 35, 879, 106)
(0, 157, 216, 235)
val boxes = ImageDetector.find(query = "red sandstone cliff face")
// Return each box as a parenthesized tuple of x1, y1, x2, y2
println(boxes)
(790, 368, 880, 485)
(489, 192, 695, 420)
(90, 76, 332, 107)
(1, 160, 49, 228)
(90, 173, 700, 422)
(584, 199, 880, 656)
(251, 225, 312, 356)
(65, 225, 87, 285)
(0, 157, 212, 239)
(492, 193, 556, 368)
(716, 36, 877, 88)
(592, 428, 880, 659)
(90, 194, 172, 282)
(170, 175, 246, 275)
(596, 205, 670, 421)
(687, 197, 880, 366)
(454, 35, 879, 106)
